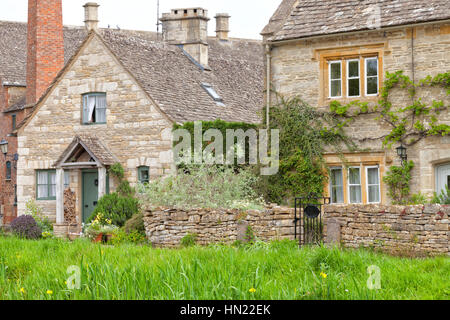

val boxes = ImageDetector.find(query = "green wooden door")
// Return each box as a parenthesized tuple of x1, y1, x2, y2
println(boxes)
(82, 171, 99, 223)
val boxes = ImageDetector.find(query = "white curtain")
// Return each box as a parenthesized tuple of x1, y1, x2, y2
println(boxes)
(87, 95, 96, 122)
(367, 168, 380, 203)
(49, 172, 57, 198)
(96, 95, 106, 123)
(331, 169, 344, 203)
(349, 168, 362, 203)
(37, 171, 48, 198)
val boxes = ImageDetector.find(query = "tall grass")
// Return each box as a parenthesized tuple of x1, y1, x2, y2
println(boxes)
(0, 237, 448, 300)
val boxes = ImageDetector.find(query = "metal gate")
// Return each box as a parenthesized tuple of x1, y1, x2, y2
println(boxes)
(294, 194, 330, 245)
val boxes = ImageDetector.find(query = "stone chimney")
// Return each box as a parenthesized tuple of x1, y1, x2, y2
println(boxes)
(26, 0, 64, 105)
(83, 2, 100, 32)
(215, 13, 230, 41)
(160, 8, 210, 67)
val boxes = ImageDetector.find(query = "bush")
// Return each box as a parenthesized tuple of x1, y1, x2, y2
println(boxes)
(110, 229, 147, 245)
(181, 233, 198, 247)
(25, 199, 53, 233)
(431, 186, 450, 204)
(88, 193, 140, 227)
(139, 164, 264, 210)
(124, 212, 145, 235)
(10, 215, 42, 240)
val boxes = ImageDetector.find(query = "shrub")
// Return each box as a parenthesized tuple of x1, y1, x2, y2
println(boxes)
(139, 164, 264, 210)
(431, 186, 450, 204)
(10, 215, 42, 240)
(88, 193, 140, 227)
(110, 229, 147, 245)
(383, 161, 415, 204)
(124, 212, 145, 235)
(25, 199, 53, 233)
(181, 233, 198, 247)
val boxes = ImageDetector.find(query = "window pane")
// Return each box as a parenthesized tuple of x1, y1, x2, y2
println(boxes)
(330, 63, 341, 79)
(331, 169, 343, 186)
(331, 80, 341, 97)
(49, 172, 56, 198)
(348, 61, 359, 77)
(368, 185, 380, 203)
(64, 172, 70, 189)
(350, 186, 362, 203)
(367, 168, 379, 185)
(38, 185, 48, 199)
(332, 186, 344, 204)
(37, 171, 48, 185)
(6, 162, 11, 179)
(349, 168, 361, 185)
(367, 77, 378, 95)
(366, 59, 378, 76)
(348, 78, 360, 96)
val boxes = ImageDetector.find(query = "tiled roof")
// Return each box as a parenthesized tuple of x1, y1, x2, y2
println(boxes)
(0, 21, 87, 86)
(270, 0, 450, 41)
(54, 134, 118, 167)
(0, 21, 264, 125)
(261, 0, 298, 36)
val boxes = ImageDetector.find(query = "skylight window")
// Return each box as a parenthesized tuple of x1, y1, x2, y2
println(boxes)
(201, 83, 224, 106)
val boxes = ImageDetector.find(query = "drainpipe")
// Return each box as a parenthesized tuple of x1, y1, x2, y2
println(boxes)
(265, 44, 272, 128)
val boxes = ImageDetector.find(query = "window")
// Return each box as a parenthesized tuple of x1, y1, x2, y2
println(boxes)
(36, 170, 56, 200)
(82, 93, 107, 124)
(12, 114, 16, 131)
(201, 83, 224, 106)
(138, 166, 150, 184)
(330, 167, 344, 204)
(347, 59, 360, 97)
(329, 61, 342, 98)
(6, 161, 11, 180)
(64, 171, 70, 190)
(365, 57, 379, 95)
(348, 167, 362, 203)
(366, 166, 381, 203)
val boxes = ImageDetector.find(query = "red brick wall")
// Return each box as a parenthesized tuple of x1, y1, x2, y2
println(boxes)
(26, 0, 64, 105)
(0, 86, 27, 224)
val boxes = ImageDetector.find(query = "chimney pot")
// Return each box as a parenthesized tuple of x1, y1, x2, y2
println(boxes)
(215, 13, 230, 41)
(84, 2, 100, 31)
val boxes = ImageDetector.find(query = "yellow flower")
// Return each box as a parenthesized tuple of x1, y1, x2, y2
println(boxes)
(249, 288, 256, 293)
(46, 290, 53, 295)
(19, 287, 25, 294)
(320, 272, 328, 279)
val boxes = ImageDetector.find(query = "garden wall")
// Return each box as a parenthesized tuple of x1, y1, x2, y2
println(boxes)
(324, 204, 449, 256)
(144, 204, 449, 256)
(143, 205, 297, 247)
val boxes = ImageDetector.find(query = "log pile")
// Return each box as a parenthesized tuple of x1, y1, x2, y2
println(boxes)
(64, 189, 77, 225)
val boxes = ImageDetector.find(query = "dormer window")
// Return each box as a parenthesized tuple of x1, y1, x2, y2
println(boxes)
(201, 83, 224, 106)
(82, 93, 107, 125)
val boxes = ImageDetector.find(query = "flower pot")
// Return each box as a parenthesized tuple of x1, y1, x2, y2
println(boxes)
(93, 233, 104, 243)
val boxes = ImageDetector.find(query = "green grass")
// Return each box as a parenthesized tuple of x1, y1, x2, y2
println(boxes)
(0, 237, 448, 300)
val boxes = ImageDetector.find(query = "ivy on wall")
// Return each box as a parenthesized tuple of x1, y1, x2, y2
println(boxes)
(328, 71, 450, 148)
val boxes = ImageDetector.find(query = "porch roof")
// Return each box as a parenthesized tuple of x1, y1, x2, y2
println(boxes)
(54, 134, 118, 168)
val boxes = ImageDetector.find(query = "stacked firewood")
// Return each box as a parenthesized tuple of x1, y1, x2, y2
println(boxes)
(64, 189, 77, 225)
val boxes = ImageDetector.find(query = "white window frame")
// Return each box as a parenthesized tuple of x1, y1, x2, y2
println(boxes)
(329, 60, 343, 98)
(329, 167, 344, 204)
(347, 59, 361, 97)
(365, 57, 379, 96)
(366, 166, 381, 204)
(348, 166, 362, 204)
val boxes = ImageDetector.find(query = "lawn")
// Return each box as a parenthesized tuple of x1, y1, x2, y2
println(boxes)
(0, 237, 448, 300)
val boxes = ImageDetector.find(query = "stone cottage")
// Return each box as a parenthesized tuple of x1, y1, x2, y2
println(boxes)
(0, 1, 263, 230)
(263, 0, 450, 205)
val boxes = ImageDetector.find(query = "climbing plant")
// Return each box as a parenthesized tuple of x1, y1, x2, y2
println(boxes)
(382, 161, 414, 205)
(329, 71, 450, 148)
(258, 96, 356, 205)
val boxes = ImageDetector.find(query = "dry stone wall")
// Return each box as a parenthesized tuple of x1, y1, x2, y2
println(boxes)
(143, 205, 298, 247)
(324, 204, 449, 256)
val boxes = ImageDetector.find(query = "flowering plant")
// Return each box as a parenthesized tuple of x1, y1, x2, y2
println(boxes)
(83, 213, 118, 239)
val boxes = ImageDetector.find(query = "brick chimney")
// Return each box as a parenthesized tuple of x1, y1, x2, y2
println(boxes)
(160, 8, 210, 67)
(215, 13, 230, 41)
(26, 0, 65, 105)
